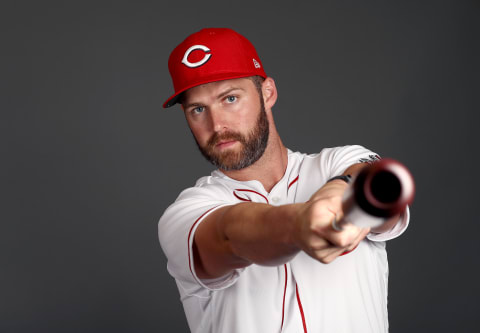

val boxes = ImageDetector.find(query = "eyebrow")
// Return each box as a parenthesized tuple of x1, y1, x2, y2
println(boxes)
(183, 102, 203, 110)
(217, 87, 245, 99)
(183, 87, 245, 110)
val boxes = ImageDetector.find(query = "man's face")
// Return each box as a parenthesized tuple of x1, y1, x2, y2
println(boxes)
(182, 77, 269, 171)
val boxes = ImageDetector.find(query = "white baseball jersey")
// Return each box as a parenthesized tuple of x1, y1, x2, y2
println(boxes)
(158, 145, 409, 333)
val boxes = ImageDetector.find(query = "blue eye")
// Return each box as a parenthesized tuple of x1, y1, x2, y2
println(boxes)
(191, 106, 205, 114)
(226, 96, 237, 103)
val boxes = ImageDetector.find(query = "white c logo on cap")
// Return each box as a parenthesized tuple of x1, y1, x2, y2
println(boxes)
(182, 45, 212, 68)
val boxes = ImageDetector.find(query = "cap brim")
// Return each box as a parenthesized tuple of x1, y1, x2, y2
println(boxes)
(162, 72, 266, 109)
(163, 93, 180, 108)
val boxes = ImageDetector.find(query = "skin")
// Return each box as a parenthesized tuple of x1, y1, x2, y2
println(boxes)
(181, 77, 398, 279)
(183, 77, 286, 190)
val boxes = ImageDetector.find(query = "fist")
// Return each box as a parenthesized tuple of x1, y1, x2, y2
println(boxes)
(293, 180, 370, 263)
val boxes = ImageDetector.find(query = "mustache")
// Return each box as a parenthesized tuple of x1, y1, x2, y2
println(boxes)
(207, 131, 246, 148)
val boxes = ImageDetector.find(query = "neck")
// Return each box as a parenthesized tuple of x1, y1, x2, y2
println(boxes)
(221, 126, 288, 193)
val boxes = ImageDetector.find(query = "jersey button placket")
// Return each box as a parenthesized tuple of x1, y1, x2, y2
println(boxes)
(271, 196, 281, 205)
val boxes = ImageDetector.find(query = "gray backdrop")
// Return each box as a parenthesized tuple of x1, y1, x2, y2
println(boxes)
(2, 0, 479, 332)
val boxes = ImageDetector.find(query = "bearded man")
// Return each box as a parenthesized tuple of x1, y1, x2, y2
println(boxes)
(158, 28, 409, 333)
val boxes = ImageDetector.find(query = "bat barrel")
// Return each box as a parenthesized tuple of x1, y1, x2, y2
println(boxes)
(338, 158, 415, 229)
(354, 158, 415, 217)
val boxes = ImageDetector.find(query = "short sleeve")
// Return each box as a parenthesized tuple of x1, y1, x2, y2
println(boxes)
(367, 206, 410, 241)
(319, 145, 381, 179)
(158, 182, 240, 296)
(317, 145, 410, 240)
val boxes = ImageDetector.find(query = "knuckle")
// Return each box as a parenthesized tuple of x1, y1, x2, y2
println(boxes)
(318, 256, 333, 264)
(337, 237, 351, 248)
(306, 237, 326, 252)
(332, 231, 354, 248)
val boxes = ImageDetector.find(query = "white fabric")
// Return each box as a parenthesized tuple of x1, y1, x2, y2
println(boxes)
(158, 145, 409, 333)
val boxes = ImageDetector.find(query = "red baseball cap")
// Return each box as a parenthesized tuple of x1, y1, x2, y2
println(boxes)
(163, 28, 267, 108)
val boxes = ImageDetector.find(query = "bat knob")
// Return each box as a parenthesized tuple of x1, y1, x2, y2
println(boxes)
(354, 158, 415, 217)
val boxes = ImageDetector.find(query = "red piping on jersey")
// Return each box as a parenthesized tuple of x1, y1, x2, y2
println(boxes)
(281, 264, 288, 330)
(340, 244, 359, 256)
(296, 283, 308, 333)
(187, 206, 220, 279)
(233, 189, 269, 204)
(233, 191, 252, 202)
(288, 175, 299, 190)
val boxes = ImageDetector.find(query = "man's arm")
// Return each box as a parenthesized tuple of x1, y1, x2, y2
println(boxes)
(193, 163, 372, 279)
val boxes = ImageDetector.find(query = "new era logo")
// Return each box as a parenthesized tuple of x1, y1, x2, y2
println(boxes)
(252, 58, 261, 69)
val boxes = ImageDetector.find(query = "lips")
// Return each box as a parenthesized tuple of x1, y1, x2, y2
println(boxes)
(207, 131, 244, 151)
(215, 140, 237, 149)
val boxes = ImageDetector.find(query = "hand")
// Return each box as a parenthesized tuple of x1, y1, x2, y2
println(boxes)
(293, 180, 370, 263)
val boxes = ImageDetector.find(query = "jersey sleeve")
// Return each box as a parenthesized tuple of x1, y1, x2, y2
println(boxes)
(319, 145, 381, 179)
(366, 206, 410, 241)
(158, 180, 241, 296)
(319, 145, 409, 241)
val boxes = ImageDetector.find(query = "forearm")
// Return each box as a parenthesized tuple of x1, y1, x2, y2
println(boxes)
(194, 202, 303, 279)
(221, 202, 302, 266)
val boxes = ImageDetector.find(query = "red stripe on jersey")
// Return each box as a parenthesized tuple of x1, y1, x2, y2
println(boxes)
(187, 206, 221, 279)
(296, 283, 308, 333)
(340, 244, 359, 256)
(233, 191, 252, 202)
(233, 189, 269, 204)
(281, 264, 288, 330)
(288, 175, 299, 190)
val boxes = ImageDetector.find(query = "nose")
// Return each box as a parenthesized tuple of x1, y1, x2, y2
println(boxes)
(208, 107, 228, 133)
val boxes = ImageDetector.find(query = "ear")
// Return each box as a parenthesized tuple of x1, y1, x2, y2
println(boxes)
(262, 77, 278, 110)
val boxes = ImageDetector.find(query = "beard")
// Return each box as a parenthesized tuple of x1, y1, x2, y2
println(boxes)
(194, 101, 269, 171)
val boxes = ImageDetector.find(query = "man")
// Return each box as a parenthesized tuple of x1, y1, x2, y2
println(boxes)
(158, 28, 409, 333)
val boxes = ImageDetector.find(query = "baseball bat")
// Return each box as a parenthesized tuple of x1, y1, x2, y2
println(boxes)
(334, 158, 415, 230)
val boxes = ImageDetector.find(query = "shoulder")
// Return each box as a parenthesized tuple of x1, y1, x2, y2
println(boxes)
(159, 172, 240, 229)
(309, 144, 378, 161)
(294, 145, 378, 185)
(159, 175, 233, 224)
(174, 172, 244, 202)
(304, 145, 378, 172)
(289, 144, 377, 161)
